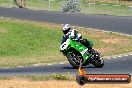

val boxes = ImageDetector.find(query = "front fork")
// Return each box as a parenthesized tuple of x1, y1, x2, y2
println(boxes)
(79, 59, 83, 68)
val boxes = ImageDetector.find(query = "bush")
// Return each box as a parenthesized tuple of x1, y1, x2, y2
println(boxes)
(61, 0, 81, 12)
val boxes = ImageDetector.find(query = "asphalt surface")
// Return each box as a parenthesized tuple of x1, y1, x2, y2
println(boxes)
(0, 7, 132, 75)
(0, 55, 132, 76)
(0, 7, 132, 35)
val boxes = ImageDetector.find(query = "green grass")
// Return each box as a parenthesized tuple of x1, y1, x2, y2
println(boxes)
(0, 0, 132, 16)
(82, 3, 132, 16)
(0, 0, 63, 10)
(0, 18, 132, 67)
(0, 18, 64, 67)
(0, 20, 60, 57)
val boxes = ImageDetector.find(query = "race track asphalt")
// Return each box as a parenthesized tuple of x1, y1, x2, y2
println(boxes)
(0, 7, 132, 35)
(0, 55, 132, 76)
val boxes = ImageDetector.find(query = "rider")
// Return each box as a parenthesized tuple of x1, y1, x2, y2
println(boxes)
(61, 24, 92, 51)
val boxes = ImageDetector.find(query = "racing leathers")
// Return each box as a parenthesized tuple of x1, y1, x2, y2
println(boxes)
(61, 29, 92, 52)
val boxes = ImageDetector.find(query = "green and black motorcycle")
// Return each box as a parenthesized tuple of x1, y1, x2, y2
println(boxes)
(60, 36, 104, 69)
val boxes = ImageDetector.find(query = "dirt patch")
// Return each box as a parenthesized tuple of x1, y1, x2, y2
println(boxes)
(79, 28, 101, 36)
(96, 48, 114, 54)
(0, 79, 131, 88)
(101, 38, 129, 44)
(78, 28, 111, 39)
(89, 30, 108, 38)
(0, 28, 6, 33)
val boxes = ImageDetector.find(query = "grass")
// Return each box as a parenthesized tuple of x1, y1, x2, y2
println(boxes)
(0, 18, 64, 67)
(0, 78, 131, 88)
(0, 73, 131, 88)
(0, 0, 64, 11)
(0, 73, 74, 81)
(82, 3, 132, 16)
(0, 18, 132, 67)
(0, 0, 132, 16)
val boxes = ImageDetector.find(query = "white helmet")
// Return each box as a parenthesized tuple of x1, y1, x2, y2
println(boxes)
(62, 24, 71, 34)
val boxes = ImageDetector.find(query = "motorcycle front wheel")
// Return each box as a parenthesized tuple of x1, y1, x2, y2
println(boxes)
(67, 52, 81, 69)
(92, 54, 104, 68)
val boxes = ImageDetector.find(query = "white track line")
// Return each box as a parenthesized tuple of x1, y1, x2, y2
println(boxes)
(74, 26, 132, 37)
(124, 55, 128, 57)
(59, 62, 65, 65)
(47, 64, 52, 66)
(113, 57, 117, 58)
(4, 67, 10, 69)
(33, 64, 40, 66)
(106, 57, 111, 60)
(18, 66, 24, 68)
(33, 63, 43, 66)
(117, 56, 122, 58)
(129, 54, 132, 56)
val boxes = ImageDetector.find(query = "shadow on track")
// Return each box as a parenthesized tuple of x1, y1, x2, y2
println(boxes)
(61, 65, 95, 69)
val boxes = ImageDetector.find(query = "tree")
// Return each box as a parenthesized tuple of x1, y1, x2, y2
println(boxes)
(62, 0, 81, 12)
(13, 0, 26, 8)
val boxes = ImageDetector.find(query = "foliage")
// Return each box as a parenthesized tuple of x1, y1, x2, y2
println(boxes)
(13, 0, 26, 8)
(61, 0, 81, 12)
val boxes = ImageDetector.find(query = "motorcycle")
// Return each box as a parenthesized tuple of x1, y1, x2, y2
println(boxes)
(60, 36, 104, 69)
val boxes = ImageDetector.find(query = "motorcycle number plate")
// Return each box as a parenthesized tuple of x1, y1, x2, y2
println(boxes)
(60, 39, 70, 50)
